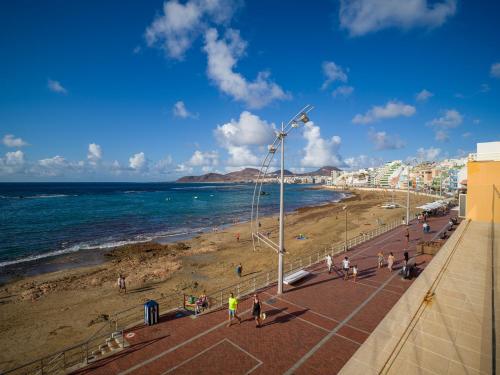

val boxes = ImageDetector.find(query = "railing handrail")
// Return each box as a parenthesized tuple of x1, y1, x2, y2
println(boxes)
(4, 212, 420, 375)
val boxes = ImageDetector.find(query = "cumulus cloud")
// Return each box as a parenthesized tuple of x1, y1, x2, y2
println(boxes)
(2, 134, 28, 148)
(368, 129, 406, 150)
(416, 89, 434, 102)
(204, 28, 289, 109)
(491, 62, 500, 78)
(428, 109, 463, 128)
(339, 0, 457, 36)
(35, 156, 85, 177)
(214, 111, 275, 167)
(0, 150, 25, 174)
(173, 101, 197, 118)
(344, 154, 384, 170)
(145, 0, 238, 60)
(188, 150, 219, 168)
(87, 143, 102, 165)
(129, 152, 147, 171)
(47, 79, 67, 94)
(332, 85, 354, 98)
(435, 130, 449, 142)
(301, 122, 343, 167)
(352, 100, 416, 124)
(416, 147, 441, 161)
(322, 61, 348, 90)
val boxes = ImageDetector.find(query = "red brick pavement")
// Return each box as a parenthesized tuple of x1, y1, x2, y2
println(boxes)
(73, 214, 454, 375)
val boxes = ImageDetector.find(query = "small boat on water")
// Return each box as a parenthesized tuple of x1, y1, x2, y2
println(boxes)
(260, 191, 270, 196)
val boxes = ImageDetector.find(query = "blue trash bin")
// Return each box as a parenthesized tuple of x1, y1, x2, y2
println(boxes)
(144, 300, 159, 326)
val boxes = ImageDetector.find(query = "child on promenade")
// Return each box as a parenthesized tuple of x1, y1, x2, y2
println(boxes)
(352, 265, 358, 282)
(377, 251, 384, 269)
(227, 292, 241, 327)
(387, 252, 395, 272)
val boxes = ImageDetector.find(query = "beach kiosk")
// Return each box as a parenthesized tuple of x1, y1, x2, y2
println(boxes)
(144, 300, 159, 326)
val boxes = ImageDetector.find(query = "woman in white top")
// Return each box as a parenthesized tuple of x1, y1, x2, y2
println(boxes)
(342, 257, 350, 280)
(326, 254, 333, 274)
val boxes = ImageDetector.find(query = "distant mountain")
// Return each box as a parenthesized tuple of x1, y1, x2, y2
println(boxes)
(176, 166, 341, 182)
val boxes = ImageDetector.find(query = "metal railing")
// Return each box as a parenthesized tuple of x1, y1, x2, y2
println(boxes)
(4, 213, 415, 375)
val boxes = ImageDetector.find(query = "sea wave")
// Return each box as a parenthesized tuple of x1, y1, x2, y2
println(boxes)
(0, 229, 198, 268)
(172, 184, 247, 190)
(0, 194, 77, 200)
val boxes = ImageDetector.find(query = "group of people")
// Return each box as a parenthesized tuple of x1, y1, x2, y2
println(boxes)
(324, 249, 401, 281)
(227, 292, 264, 328)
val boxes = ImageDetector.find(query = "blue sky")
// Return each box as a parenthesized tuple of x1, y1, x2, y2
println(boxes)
(1, 0, 499, 181)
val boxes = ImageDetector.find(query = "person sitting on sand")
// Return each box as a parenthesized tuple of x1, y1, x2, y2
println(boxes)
(118, 275, 126, 294)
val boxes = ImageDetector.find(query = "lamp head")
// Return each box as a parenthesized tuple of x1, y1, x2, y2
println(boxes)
(298, 112, 310, 123)
(291, 120, 299, 128)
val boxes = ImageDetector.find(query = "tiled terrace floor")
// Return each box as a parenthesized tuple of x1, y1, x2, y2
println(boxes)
(73, 214, 453, 375)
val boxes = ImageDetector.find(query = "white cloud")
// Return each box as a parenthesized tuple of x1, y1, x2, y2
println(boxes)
(133, 46, 142, 54)
(153, 155, 174, 174)
(38, 155, 67, 168)
(173, 101, 197, 118)
(344, 154, 384, 170)
(301, 122, 343, 167)
(35, 155, 84, 177)
(490, 62, 500, 78)
(416, 147, 441, 161)
(435, 130, 449, 142)
(145, 0, 238, 60)
(480, 83, 490, 93)
(416, 89, 434, 102)
(339, 0, 457, 36)
(188, 150, 219, 168)
(332, 85, 354, 98)
(0, 150, 25, 174)
(353, 100, 416, 124)
(204, 28, 289, 109)
(2, 134, 28, 148)
(214, 111, 275, 167)
(428, 109, 463, 128)
(129, 152, 147, 170)
(368, 129, 406, 150)
(322, 61, 348, 90)
(87, 143, 102, 165)
(462, 132, 472, 138)
(47, 79, 67, 94)
(176, 163, 193, 173)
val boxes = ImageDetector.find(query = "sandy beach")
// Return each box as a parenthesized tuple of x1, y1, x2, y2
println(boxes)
(0, 188, 434, 370)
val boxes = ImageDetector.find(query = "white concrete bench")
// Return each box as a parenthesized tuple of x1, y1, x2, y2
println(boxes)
(283, 269, 311, 285)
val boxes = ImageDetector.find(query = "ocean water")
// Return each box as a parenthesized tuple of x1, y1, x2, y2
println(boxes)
(0, 183, 345, 268)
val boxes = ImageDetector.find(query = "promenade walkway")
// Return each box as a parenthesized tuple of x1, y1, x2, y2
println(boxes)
(73, 214, 453, 375)
(340, 220, 498, 375)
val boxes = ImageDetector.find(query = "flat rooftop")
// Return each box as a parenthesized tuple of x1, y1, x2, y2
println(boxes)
(73, 214, 453, 375)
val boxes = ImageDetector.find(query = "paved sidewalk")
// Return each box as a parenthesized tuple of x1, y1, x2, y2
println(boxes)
(73, 214, 453, 375)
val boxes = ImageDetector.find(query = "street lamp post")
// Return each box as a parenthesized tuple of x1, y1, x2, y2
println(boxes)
(406, 166, 410, 225)
(278, 122, 286, 295)
(343, 206, 348, 251)
(250, 105, 314, 296)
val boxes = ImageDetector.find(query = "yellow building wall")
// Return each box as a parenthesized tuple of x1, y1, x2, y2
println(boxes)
(466, 161, 500, 223)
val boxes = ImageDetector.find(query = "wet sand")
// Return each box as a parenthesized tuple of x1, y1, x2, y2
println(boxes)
(0, 189, 433, 370)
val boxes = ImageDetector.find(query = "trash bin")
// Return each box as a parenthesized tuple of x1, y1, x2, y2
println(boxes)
(144, 300, 159, 326)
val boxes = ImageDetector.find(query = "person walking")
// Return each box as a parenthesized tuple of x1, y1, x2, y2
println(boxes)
(326, 254, 333, 274)
(236, 263, 242, 278)
(352, 264, 358, 282)
(252, 294, 263, 328)
(377, 251, 385, 269)
(227, 292, 241, 327)
(405, 227, 410, 245)
(118, 274, 126, 294)
(387, 252, 395, 272)
(342, 256, 350, 280)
